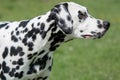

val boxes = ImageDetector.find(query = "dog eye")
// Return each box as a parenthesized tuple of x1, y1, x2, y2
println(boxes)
(78, 11, 84, 19)
(78, 11, 87, 21)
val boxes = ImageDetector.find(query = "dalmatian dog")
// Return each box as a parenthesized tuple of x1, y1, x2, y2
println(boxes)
(0, 2, 110, 80)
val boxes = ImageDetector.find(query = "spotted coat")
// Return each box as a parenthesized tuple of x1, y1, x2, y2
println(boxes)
(0, 2, 110, 80)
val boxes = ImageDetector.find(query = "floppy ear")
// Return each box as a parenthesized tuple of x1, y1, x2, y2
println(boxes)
(50, 3, 73, 34)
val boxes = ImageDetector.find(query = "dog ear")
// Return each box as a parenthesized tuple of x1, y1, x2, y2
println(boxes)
(50, 3, 73, 34)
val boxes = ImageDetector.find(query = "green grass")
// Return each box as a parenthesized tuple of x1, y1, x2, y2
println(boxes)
(0, 0, 120, 80)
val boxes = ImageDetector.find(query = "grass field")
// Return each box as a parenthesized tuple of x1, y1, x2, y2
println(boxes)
(0, 0, 120, 80)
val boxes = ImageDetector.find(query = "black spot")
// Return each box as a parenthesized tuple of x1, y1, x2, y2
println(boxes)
(27, 42, 34, 48)
(16, 66, 20, 70)
(11, 31, 14, 35)
(97, 20, 102, 29)
(38, 50, 45, 55)
(27, 52, 37, 60)
(19, 20, 29, 28)
(0, 23, 8, 29)
(49, 56, 51, 60)
(0, 64, 1, 69)
(12, 61, 17, 65)
(27, 53, 49, 74)
(47, 12, 56, 22)
(59, 18, 65, 24)
(5, 26, 9, 29)
(28, 47, 33, 51)
(22, 37, 27, 45)
(67, 15, 71, 21)
(16, 31, 19, 35)
(49, 31, 65, 51)
(47, 4, 61, 22)
(51, 4, 61, 14)
(37, 16, 41, 19)
(33, 52, 37, 56)
(48, 66, 52, 71)
(19, 71, 24, 78)
(37, 22, 40, 26)
(15, 71, 24, 79)
(51, 25, 57, 32)
(2, 47, 9, 59)
(9, 68, 16, 77)
(10, 46, 23, 56)
(40, 31, 46, 39)
(58, 18, 72, 34)
(97, 32, 102, 39)
(1, 71, 6, 80)
(98, 24, 102, 29)
(19, 52, 25, 56)
(35, 23, 47, 39)
(63, 3, 69, 12)
(2, 61, 10, 73)
(27, 58, 37, 74)
(97, 20, 101, 24)
(25, 28, 40, 39)
(40, 23, 45, 30)
(27, 42, 34, 51)
(32, 35, 36, 41)
(27, 69, 35, 74)
(43, 76, 48, 80)
(19, 37, 22, 40)
(15, 72, 19, 77)
(12, 58, 24, 66)
(17, 47, 23, 52)
(47, 22, 55, 32)
(10, 46, 17, 56)
(31, 23, 34, 28)
(54, 4, 61, 13)
(63, 3, 73, 24)
(11, 35, 18, 42)
(52, 7, 60, 14)
(15, 27, 18, 31)
(26, 30, 34, 38)
(49, 44, 60, 51)
(35, 53, 49, 70)
(80, 30, 83, 33)
(27, 54, 33, 60)
(23, 28, 28, 33)
(48, 33, 55, 41)
(34, 28, 40, 34)
(37, 77, 42, 80)
(17, 58, 24, 65)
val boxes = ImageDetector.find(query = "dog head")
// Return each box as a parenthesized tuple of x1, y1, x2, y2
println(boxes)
(49, 2, 110, 39)
(67, 2, 110, 39)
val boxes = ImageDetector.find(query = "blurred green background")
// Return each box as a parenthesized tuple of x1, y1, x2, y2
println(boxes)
(0, 0, 119, 80)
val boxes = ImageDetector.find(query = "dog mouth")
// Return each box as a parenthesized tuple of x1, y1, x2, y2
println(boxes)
(82, 32, 104, 39)
(82, 35, 93, 39)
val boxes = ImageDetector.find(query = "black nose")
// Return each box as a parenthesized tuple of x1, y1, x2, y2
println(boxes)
(103, 21, 110, 30)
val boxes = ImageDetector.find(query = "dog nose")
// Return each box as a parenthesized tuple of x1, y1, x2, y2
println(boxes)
(103, 21, 110, 30)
